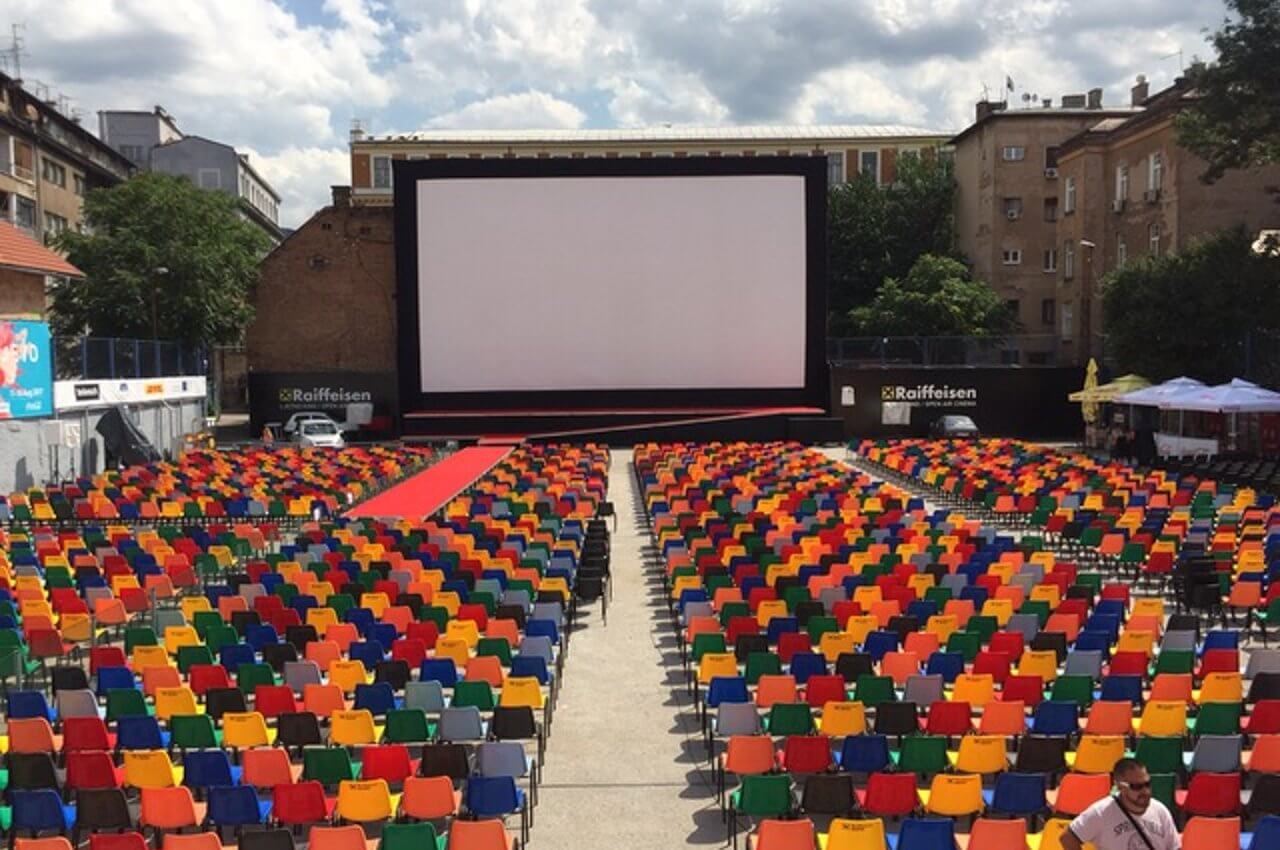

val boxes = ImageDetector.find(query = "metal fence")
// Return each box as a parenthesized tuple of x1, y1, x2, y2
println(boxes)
(53, 336, 207, 381)
(827, 335, 1086, 367)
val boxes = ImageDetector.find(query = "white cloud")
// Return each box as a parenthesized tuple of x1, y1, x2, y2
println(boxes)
(428, 92, 586, 130)
(240, 146, 350, 228)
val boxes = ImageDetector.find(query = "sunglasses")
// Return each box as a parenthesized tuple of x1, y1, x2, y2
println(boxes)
(1118, 780, 1152, 792)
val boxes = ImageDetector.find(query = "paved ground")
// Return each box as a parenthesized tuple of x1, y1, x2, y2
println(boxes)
(533, 448, 726, 848)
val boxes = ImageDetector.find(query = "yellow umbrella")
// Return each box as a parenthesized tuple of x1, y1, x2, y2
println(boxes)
(1080, 359, 1099, 424)
(1068, 372, 1151, 404)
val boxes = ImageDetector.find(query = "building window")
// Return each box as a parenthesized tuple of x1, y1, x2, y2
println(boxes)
(1115, 164, 1129, 201)
(1003, 197, 1023, 220)
(1064, 177, 1076, 213)
(1005, 300, 1021, 324)
(14, 196, 35, 230)
(826, 152, 844, 185)
(1044, 198, 1058, 222)
(43, 211, 68, 243)
(1044, 146, 1060, 169)
(1149, 223, 1161, 256)
(1043, 248, 1058, 272)
(1117, 236, 1127, 267)
(41, 158, 67, 188)
(372, 155, 393, 189)
(199, 169, 221, 190)
(1002, 146, 1026, 162)
(1041, 298, 1056, 325)
(1060, 303, 1074, 339)
(859, 150, 879, 183)
(1148, 151, 1163, 192)
(1064, 240, 1075, 279)
(1001, 249, 1022, 265)
(73, 174, 86, 196)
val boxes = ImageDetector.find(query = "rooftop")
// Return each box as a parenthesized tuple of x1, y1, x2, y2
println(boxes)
(0, 221, 83, 277)
(357, 124, 953, 145)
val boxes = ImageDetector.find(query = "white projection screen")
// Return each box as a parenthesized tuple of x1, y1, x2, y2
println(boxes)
(395, 158, 827, 410)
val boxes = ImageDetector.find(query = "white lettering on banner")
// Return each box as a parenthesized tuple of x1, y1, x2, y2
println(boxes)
(278, 387, 374, 408)
(880, 384, 979, 407)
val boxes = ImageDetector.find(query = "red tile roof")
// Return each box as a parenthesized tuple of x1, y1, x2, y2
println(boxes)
(0, 220, 83, 277)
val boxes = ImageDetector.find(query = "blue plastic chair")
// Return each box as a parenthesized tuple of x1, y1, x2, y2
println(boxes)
(986, 771, 1048, 817)
(464, 774, 526, 823)
(245, 624, 280, 652)
(864, 631, 899, 662)
(896, 817, 955, 850)
(116, 715, 170, 750)
(183, 750, 242, 791)
(788, 652, 827, 684)
(220, 642, 257, 674)
(95, 666, 136, 697)
(349, 641, 385, 671)
(765, 617, 799, 645)
(510, 655, 551, 685)
(705, 676, 750, 709)
(1030, 700, 1080, 736)
(836, 733, 891, 773)
(1099, 675, 1144, 704)
(924, 652, 965, 684)
(1248, 815, 1280, 850)
(7, 690, 56, 722)
(1074, 630, 1113, 656)
(9, 788, 77, 835)
(345, 608, 376, 636)
(207, 784, 271, 832)
(525, 619, 560, 646)
(353, 682, 398, 716)
(419, 658, 459, 688)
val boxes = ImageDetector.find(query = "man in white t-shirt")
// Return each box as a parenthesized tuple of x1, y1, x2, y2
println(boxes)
(1062, 758, 1180, 850)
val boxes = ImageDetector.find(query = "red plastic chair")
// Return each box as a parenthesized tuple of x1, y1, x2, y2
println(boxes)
(776, 736, 833, 773)
(1176, 771, 1242, 817)
(254, 684, 300, 718)
(1246, 700, 1280, 735)
(857, 771, 919, 817)
(88, 834, 148, 850)
(359, 745, 416, 784)
(924, 700, 973, 737)
(274, 780, 336, 826)
(66, 750, 125, 791)
(803, 675, 847, 708)
(62, 717, 115, 754)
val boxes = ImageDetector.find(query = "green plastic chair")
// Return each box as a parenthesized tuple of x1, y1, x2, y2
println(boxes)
(203, 624, 240, 656)
(192, 611, 225, 640)
(1049, 675, 1094, 707)
(854, 675, 897, 707)
(764, 702, 815, 736)
(176, 644, 215, 675)
(302, 747, 359, 787)
(383, 709, 435, 745)
(125, 626, 159, 654)
(171, 713, 221, 749)
(965, 615, 999, 645)
(476, 637, 513, 666)
(895, 734, 950, 776)
(236, 662, 276, 695)
(730, 773, 794, 832)
(806, 616, 839, 643)
(946, 632, 982, 663)
(1133, 736, 1184, 776)
(1148, 773, 1177, 812)
(105, 688, 151, 721)
(691, 633, 728, 664)
(1153, 650, 1194, 676)
(380, 821, 445, 850)
(451, 681, 496, 711)
(744, 652, 783, 685)
(1191, 702, 1242, 736)
(419, 606, 450, 631)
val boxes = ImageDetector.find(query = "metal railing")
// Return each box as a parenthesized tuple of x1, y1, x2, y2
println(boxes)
(53, 336, 207, 381)
(827, 335, 1089, 367)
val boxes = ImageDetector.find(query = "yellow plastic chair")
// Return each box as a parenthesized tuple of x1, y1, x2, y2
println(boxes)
(335, 779, 395, 822)
(330, 709, 378, 747)
(922, 771, 985, 816)
(434, 637, 472, 668)
(949, 734, 1009, 774)
(1198, 672, 1243, 704)
(1066, 735, 1126, 774)
(153, 686, 200, 721)
(818, 632, 857, 663)
(222, 711, 276, 748)
(697, 653, 739, 686)
(180, 597, 212, 621)
(756, 600, 789, 628)
(817, 701, 865, 737)
(123, 749, 183, 788)
(328, 660, 369, 694)
(951, 674, 996, 707)
(1018, 649, 1060, 682)
(1134, 700, 1187, 737)
(822, 817, 887, 850)
(131, 645, 173, 671)
(163, 626, 201, 655)
(307, 607, 339, 632)
(444, 619, 481, 650)
(498, 677, 545, 710)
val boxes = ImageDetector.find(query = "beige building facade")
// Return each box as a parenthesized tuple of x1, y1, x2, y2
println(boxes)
(1056, 79, 1280, 358)
(347, 124, 953, 206)
(951, 90, 1139, 360)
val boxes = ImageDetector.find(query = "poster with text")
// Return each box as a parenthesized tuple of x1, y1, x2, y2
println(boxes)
(0, 320, 54, 419)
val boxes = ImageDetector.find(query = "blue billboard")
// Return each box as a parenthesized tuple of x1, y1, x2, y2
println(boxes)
(0, 319, 53, 419)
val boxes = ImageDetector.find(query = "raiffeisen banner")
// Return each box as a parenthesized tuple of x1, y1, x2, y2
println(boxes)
(0, 319, 53, 420)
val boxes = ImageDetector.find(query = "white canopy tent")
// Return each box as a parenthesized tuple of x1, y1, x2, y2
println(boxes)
(1159, 378, 1280, 413)
(1114, 376, 1206, 408)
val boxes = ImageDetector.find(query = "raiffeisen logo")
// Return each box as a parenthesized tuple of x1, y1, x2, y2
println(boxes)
(279, 387, 373, 404)
(881, 384, 978, 405)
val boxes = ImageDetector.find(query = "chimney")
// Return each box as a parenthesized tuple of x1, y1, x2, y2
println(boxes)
(1086, 88, 1103, 109)
(331, 185, 351, 207)
(1062, 93, 1087, 108)
(976, 99, 1007, 121)
(1131, 74, 1149, 106)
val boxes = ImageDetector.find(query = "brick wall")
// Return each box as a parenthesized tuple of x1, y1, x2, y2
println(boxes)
(0, 267, 46, 317)
(246, 198, 396, 373)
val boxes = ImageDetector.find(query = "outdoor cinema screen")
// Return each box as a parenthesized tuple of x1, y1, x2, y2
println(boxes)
(394, 157, 827, 409)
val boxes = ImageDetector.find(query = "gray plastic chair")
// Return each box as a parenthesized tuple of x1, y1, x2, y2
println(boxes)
(57, 688, 103, 719)
(903, 674, 945, 706)
(437, 706, 486, 742)
(154, 609, 188, 632)
(531, 602, 564, 629)
(501, 589, 533, 613)
(1064, 650, 1104, 681)
(404, 680, 447, 714)
(1160, 631, 1198, 653)
(518, 636, 555, 666)
(477, 740, 535, 781)
(1187, 735, 1242, 773)
(239, 583, 267, 606)
(283, 660, 323, 695)
(713, 702, 762, 738)
(1246, 649, 1280, 679)
(1005, 613, 1042, 641)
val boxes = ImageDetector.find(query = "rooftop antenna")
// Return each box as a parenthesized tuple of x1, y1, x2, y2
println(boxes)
(3, 23, 25, 80)
(1159, 48, 1184, 73)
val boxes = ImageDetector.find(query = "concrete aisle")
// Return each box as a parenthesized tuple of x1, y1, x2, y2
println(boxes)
(532, 448, 726, 848)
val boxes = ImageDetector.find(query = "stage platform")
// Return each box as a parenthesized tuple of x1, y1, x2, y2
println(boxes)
(345, 445, 512, 519)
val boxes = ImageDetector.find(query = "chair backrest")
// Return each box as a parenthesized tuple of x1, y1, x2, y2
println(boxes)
(1182, 816, 1241, 850)
(139, 785, 198, 829)
(400, 775, 460, 820)
(308, 825, 369, 850)
(753, 818, 817, 850)
(336, 779, 394, 822)
(925, 772, 984, 816)
(824, 817, 886, 850)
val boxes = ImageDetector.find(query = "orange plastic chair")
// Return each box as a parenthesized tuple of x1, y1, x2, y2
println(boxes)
(968, 818, 1027, 849)
(243, 746, 298, 788)
(162, 836, 222, 850)
(1181, 816, 1241, 849)
(752, 818, 817, 850)
(1084, 701, 1134, 737)
(7, 717, 57, 753)
(139, 785, 199, 830)
(445, 819, 513, 850)
(1052, 772, 1111, 816)
(400, 775, 461, 820)
(755, 675, 800, 708)
(308, 825, 370, 850)
(978, 700, 1027, 737)
(15, 840, 73, 850)
(304, 683, 347, 717)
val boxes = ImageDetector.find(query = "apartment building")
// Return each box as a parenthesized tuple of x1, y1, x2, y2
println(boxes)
(346, 124, 953, 205)
(99, 107, 283, 242)
(1056, 77, 1280, 358)
(951, 90, 1139, 360)
(0, 72, 133, 245)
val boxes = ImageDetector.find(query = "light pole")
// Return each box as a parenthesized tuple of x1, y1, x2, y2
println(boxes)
(1079, 240, 1096, 359)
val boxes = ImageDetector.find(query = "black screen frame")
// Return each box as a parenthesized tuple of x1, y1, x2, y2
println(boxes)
(393, 155, 828, 413)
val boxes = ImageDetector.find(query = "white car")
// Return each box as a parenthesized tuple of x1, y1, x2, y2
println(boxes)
(283, 411, 335, 437)
(297, 420, 345, 448)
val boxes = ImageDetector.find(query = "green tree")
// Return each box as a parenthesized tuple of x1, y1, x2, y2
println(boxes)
(827, 151, 958, 332)
(1176, 0, 1280, 183)
(847, 253, 1016, 337)
(50, 172, 269, 346)
(1101, 227, 1280, 383)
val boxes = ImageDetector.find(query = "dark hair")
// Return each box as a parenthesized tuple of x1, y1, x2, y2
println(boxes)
(1112, 757, 1146, 779)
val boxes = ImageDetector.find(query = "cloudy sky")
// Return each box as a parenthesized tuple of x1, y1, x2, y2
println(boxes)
(7, 0, 1231, 227)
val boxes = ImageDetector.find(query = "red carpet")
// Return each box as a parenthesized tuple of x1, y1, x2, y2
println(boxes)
(346, 445, 512, 519)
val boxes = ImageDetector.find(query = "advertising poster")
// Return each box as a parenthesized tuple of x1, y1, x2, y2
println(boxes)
(0, 319, 53, 419)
